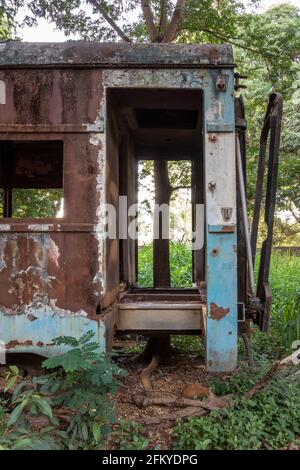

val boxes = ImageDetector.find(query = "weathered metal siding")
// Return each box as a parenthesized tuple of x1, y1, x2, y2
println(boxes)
(0, 68, 106, 354)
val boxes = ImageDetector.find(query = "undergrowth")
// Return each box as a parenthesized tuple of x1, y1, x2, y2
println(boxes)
(172, 327, 300, 450)
(0, 332, 125, 450)
(173, 365, 300, 450)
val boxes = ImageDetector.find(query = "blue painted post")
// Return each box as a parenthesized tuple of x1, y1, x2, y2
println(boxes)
(204, 69, 238, 372)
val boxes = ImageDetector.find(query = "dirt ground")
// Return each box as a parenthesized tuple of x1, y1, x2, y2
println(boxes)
(0, 345, 228, 450)
(109, 349, 215, 449)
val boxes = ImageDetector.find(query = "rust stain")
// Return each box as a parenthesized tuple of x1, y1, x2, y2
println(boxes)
(6, 339, 33, 349)
(210, 302, 230, 321)
(221, 226, 235, 232)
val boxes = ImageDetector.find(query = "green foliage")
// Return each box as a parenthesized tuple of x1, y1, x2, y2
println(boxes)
(0, 332, 126, 450)
(171, 335, 204, 359)
(0, 366, 59, 450)
(40, 331, 126, 449)
(0, 189, 63, 219)
(1, 1, 259, 43)
(266, 253, 300, 350)
(180, 0, 259, 44)
(138, 242, 192, 287)
(234, 4, 300, 243)
(0, 10, 13, 40)
(111, 420, 149, 450)
(12, 189, 63, 218)
(173, 366, 300, 450)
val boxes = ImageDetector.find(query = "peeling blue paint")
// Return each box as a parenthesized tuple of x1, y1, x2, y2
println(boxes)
(0, 309, 105, 358)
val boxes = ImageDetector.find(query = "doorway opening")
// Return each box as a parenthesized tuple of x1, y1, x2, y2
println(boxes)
(105, 87, 205, 310)
(137, 159, 193, 288)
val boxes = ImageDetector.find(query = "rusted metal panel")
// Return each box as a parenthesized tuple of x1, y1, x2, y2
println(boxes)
(0, 232, 100, 317)
(0, 68, 103, 126)
(0, 64, 106, 355)
(0, 43, 234, 68)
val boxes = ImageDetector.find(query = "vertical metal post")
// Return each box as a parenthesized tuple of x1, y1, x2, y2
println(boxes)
(204, 69, 238, 372)
(236, 136, 255, 296)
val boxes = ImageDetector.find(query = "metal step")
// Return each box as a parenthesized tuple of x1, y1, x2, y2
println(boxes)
(116, 301, 206, 333)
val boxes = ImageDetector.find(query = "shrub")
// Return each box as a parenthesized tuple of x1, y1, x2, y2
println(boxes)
(0, 332, 126, 450)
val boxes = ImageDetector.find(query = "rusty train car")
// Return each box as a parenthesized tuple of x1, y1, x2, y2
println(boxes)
(0, 42, 282, 372)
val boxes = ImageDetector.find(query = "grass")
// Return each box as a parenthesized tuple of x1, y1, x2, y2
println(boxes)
(138, 242, 192, 287)
(266, 252, 300, 349)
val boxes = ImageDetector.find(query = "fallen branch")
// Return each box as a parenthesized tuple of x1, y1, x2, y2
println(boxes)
(244, 362, 280, 399)
(143, 406, 208, 425)
(137, 349, 300, 426)
(132, 392, 230, 411)
(139, 392, 231, 425)
(244, 349, 300, 399)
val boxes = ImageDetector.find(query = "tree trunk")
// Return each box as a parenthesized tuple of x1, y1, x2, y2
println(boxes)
(153, 159, 172, 287)
(139, 160, 173, 389)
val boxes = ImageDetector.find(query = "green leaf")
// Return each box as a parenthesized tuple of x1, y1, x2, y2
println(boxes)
(9, 366, 19, 375)
(11, 438, 34, 450)
(34, 398, 53, 420)
(7, 403, 23, 426)
(92, 422, 101, 442)
(4, 375, 17, 392)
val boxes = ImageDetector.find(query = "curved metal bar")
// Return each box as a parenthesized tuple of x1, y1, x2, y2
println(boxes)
(250, 93, 283, 331)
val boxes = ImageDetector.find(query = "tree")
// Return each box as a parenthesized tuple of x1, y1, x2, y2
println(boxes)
(2, 1, 259, 44)
(0, 8, 13, 40)
(233, 4, 300, 244)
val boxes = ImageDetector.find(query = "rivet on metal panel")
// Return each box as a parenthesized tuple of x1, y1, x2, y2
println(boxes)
(208, 181, 216, 191)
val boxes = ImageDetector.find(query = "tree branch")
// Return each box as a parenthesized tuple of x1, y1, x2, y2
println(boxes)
(288, 203, 300, 223)
(171, 185, 190, 192)
(198, 27, 282, 60)
(162, 0, 186, 43)
(87, 0, 132, 43)
(157, 0, 168, 41)
(140, 0, 158, 42)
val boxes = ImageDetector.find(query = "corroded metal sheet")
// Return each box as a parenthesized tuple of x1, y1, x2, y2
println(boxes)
(0, 66, 106, 355)
(0, 43, 234, 68)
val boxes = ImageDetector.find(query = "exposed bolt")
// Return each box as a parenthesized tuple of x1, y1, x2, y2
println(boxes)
(208, 181, 217, 191)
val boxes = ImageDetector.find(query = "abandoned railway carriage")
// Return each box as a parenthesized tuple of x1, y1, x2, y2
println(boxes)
(0, 43, 282, 372)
